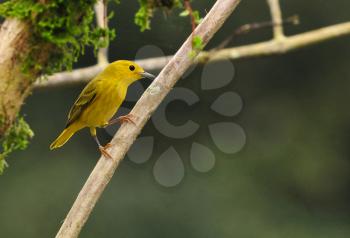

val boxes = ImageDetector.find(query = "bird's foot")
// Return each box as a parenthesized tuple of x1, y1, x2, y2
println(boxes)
(99, 146, 113, 159)
(104, 142, 112, 149)
(117, 114, 136, 125)
(105, 114, 137, 128)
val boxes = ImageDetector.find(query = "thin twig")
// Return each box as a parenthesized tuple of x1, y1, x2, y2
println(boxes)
(214, 15, 299, 50)
(94, 0, 109, 65)
(184, 0, 197, 33)
(55, 0, 241, 237)
(267, 0, 285, 39)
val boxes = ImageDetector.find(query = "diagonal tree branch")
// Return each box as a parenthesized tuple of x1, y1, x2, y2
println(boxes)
(55, 0, 242, 237)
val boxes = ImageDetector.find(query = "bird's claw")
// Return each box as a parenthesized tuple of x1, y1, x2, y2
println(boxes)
(117, 114, 136, 125)
(104, 143, 112, 149)
(99, 146, 113, 159)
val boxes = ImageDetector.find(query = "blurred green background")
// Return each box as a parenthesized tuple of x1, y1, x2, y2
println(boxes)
(1, 0, 350, 237)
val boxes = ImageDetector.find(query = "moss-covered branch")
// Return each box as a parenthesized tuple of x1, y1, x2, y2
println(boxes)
(0, 0, 114, 172)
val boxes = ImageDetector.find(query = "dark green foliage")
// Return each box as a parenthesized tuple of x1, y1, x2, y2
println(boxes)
(0, 117, 33, 174)
(158, 0, 175, 8)
(135, 0, 182, 32)
(135, 0, 203, 56)
(135, 0, 152, 32)
(0, 0, 115, 75)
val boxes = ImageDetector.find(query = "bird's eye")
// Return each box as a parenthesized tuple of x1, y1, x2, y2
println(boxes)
(129, 65, 135, 71)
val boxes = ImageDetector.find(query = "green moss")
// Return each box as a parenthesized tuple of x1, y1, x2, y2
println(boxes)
(188, 35, 203, 58)
(0, 116, 34, 174)
(192, 35, 203, 50)
(0, 0, 115, 75)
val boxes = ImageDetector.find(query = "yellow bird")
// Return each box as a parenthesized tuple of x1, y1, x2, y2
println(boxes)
(50, 60, 155, 158)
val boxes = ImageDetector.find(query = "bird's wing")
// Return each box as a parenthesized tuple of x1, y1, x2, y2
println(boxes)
(65, 79, 99, 127)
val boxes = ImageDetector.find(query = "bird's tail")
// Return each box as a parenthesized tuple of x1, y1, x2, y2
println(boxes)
(50, 124, 81, 150)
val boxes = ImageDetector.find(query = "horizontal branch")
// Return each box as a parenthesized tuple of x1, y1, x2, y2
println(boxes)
(200, 21, 350, 61)
(35, 56, 172, 89)
(35, 21, 350, 89)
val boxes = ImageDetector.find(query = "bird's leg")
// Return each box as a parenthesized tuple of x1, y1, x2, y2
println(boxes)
(90, 127, 113, 159)
(96, 137, 113, 159)
(106, 113, 136, 127)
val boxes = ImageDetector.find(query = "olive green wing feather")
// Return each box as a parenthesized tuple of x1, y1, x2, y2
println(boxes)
(65, 80, 99, 127)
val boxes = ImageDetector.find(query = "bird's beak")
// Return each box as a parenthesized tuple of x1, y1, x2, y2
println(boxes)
(140, 71, 156, 80)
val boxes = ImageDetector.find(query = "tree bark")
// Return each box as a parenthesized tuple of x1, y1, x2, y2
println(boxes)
(0, 18, 51, 139)
(0, 19, 33, 137)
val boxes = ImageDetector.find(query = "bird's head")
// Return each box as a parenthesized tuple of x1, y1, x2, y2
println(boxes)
(107, 60, 155, 84)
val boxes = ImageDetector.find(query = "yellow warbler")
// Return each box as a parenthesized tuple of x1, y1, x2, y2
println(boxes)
(50, 60, 155, 158)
